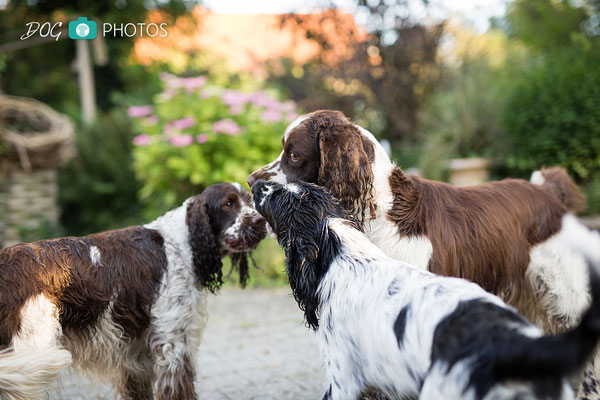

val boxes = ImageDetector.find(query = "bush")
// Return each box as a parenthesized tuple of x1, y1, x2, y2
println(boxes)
(418, 59, 506, 179)
(59, 111, 143, 235)
(130, 73, 298, 217)
(129, 73, 299, 287)
(417, 27, 525, 180)
(501, 46, 600, 212)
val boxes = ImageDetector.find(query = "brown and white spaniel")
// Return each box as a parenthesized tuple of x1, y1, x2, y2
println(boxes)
(248, 110, 599, 397)
(0, 182, 266, 400)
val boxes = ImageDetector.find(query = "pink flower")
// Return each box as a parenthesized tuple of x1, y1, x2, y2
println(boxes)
(160, 72, 174, 81)
(128, 105, 153, 118)
(172, 117, 196, 130)
(165, 78, 184, 92)
(165, 117, 196, 133)
(142, 115, 159, 126)
(161, 74, 207, 95)
(196, 133, 208, 144)
(212, 119, 243, 135)
(183, 76, 207, 93)
(222, 89, 249, 107)
(261, 109, 283, 123)
(133, 134, 151, 146)
(170, 134, 193, 147)
(249, 91, 281, 109)
(229, 104, 244, 115)
(248, 91, 269, 107)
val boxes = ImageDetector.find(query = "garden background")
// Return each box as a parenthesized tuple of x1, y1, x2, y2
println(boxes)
(0, 0, 599, 286)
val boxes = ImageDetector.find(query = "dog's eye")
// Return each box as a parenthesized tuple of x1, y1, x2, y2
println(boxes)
(223, 201, 232, 209)
(290, 153, 301, 162)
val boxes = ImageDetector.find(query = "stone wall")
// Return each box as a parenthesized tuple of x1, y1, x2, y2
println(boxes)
(0, 169, 59, 248)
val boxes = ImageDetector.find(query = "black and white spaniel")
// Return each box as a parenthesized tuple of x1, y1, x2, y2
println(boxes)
(252, 179, 600, 400)
(247, 110, 599, 395)
(0, 182, 266, 400)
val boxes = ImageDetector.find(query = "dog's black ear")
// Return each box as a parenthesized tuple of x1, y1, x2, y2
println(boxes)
(286, 223, 341, 331)
(230, 252, 252, 288)
(187, 195, 223, 293)
(318, 121, 375, 228)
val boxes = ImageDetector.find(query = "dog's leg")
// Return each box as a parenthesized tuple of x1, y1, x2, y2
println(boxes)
(151, 310, 199, 399)
(115, 368, 154, 400)
(321, 355, 363, 400)
(152, 350, 197, 400)
(148, 252, 207, 400)
(0, 294, 72, 400)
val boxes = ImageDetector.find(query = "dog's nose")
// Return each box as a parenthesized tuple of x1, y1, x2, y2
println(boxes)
(247, 174, 256, 187)
(252, 214, 265, 225)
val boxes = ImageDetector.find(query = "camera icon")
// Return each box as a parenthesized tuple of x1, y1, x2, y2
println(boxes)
(68, 17, 97, 40)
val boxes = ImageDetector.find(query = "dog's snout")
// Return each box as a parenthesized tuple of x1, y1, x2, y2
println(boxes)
(251, 214, 265, 226)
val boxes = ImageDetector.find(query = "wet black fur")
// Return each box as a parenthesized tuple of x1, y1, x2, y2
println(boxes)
(187, 195, 224, 293)
(230, 252, 253, 288)
(252, 180, 352, 330)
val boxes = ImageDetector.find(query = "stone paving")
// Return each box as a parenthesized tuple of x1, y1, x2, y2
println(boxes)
(49, 288, 324, 400)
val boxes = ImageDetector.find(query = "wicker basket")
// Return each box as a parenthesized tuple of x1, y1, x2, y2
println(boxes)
(0, 95, 75, 172)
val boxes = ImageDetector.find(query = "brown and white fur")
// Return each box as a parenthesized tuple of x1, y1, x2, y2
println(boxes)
(0, 182, 266, 400)
(248, 110, 599, 398)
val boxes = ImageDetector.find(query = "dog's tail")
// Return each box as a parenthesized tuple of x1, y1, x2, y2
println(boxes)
(0, 346, 71, 400)
(530, 166, 586, 213)
(492, 214, 600, 382)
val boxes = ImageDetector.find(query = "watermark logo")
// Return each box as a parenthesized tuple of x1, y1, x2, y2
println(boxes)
(68, 17, 97, 40)
(103, 23, 168, 38)
(21, 18, 167, 41)
(20, 22, 63, 41)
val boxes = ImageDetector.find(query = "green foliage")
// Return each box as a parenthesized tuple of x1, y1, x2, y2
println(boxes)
(502, 0, 590, 50)
(2, 42, 80, 114)
(419, 1, 600, 215)
(0, 1, 190, 115)
(583, 173, 600, 217)
(59, 111, 143, 235)
(419, 57, 506, 179)
(17, 219, 65, 243)
(501, 46, 600, 212)
(502, 47, 600, 178)
(130, 74, 294, 287)
(417, 27, 526, 179)
(130, 73, 298, 217)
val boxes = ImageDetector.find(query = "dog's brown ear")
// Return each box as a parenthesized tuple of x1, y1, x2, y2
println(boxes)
(187, 195, 223, 292)
(318, 123, 375, 227)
